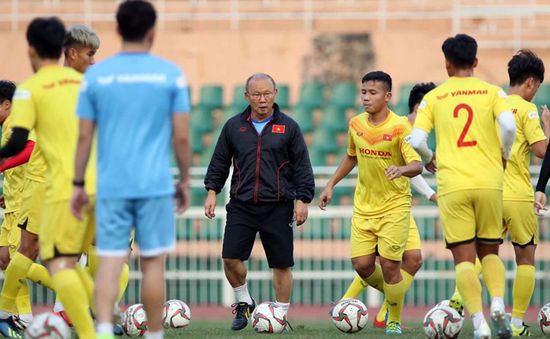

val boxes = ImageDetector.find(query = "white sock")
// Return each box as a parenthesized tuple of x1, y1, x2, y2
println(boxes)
(275, 301, 290, 316)
(491, 297, 505, 312)
(472, 312, 486, 330)
(233, 283, 253, 305)
(53, 300, 64, 312)
(145, 329, 163, 339)
(0, 310, 11, 320)
(511, 317, 523, 328)
(96, 322, 113, 335)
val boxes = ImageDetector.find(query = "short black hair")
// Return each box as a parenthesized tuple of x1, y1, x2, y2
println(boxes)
(245, 73, 277, 92)
(26, 17, 66, 59)
(0, 81, 16, 103)
(117, 0, 157, 43)
(441, 34, 478, 68)
(408, 82, 436, 114)
(508, 49, 545, 87)
(361, 71, 392, 92)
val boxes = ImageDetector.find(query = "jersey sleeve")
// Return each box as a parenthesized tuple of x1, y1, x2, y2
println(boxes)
(347, 123, 357, 156)
(400, 124, 421, 163)
(10, 84, 37, 131)
(413, 97, 434, 133)
(523, 106, 547, 145)
(492, 87, 511, 119)
(172, 69, 191, 114)
(76, 77, 96, 121)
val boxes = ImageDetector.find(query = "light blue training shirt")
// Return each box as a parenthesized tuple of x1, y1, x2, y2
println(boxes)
(251, 115, 273, 134)
(77, 52, 190, 199)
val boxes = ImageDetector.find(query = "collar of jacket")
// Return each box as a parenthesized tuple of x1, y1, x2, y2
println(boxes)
(241, 103, 282, 122)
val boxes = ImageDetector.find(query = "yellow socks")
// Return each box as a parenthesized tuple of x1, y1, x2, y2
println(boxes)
(86, 246, 99, 278)
(384, 278, 406, 323)
(342, 274, 367, 300)
(474, 257, 482, 276)
(15, 281, 32, 315)
(0, 252, 34, 314)
(27, 263, 52, 289)
(376, 270, 414, 322)
(481, 254, 505, 299)
(512, 265, 535, 320)
(117, 263, 130, 303)
(52, 269, 95, 339)
(362, 264, 385, 293)
(456, 261, 482, 315)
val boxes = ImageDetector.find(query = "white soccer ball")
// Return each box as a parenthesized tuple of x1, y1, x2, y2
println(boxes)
(437, 299, 465, 318)
(538, 302, 550, 335)
(330, 298, 369, 333)
(24, 312, 71, 339)
(423, 305, 464, 339)
(251, 301, 287, 333)
(123, 304, 148, 337)
(162, 299, 191, 329)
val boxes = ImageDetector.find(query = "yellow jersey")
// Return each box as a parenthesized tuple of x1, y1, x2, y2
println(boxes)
(503, 95, 546, 201)
(10, 65, 96, 203)
(414, 77, 510, 195)
(1, 116, 27, 212)
(348, 111, 421, 218)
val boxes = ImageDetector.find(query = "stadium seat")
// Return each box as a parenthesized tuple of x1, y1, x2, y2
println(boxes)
(394, 82, 416, 115)
(197, 84, 224, 110)
(328, 82, 357, 109)
(297, 82, 325, 109)
(311, 128, 338, 154)
(190, 106, 214, 133)
(277, 84, 290, 110)
(534, 83, 550, 109)
(230, 85, 248, 111)
(288, 105, 314, 133)
(190, 128, 204, 153)
(321, 105, 348, 132)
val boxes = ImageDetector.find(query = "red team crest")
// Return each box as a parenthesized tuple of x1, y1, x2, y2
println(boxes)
(272, 125, 286, 134)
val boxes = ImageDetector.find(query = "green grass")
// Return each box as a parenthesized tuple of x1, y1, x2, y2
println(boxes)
(158, 320, 546, 338)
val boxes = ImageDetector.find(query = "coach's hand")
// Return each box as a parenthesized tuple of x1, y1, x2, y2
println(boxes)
(425, 155, 437, 174)
(319, 187, 333, 210)
(535, 191, 547, 216)
(204, 190, 217, 219)
(71, 187, 89, 221)
(175, 181, 190, 214)
(294, 200, 308, 226)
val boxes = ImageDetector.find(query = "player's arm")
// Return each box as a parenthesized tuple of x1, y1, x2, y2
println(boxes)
(204, 123, 233, 219)
(531, 105, 550, 158)
(319, 154, 357, 210)
(289, 124, 314, 226)
(497, 111, 516, 162)
(0, 128, 30, 159)
(0, 140, 34, 172)
(173, 112, 190, 214)
(410, 174, 437, 203)
(535, 143, 550, 210)
(71, 118, 95, 219)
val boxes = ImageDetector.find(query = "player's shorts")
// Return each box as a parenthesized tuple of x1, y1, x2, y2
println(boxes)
(503, 200, 538, 247)
(17, 179, 46, 235)
(96, 195, 174, 257)
(39, 198, 96, 261)
(222, 199, 294, 268)
(438, 189, 503, 248)
(405, 215, 422, 251)
(350, 211, 410, 261)
(0, 212, 21, 256)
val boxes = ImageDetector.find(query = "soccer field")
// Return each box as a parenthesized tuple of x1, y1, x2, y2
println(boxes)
(157, 320, 545, 338)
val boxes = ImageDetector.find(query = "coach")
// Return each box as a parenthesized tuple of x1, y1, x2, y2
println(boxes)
(204, 73, 314, 331)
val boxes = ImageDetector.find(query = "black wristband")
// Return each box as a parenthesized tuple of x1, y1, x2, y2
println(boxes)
(73, 179, 85, 187)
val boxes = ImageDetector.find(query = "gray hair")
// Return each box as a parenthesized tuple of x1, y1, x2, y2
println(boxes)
(245, 73, 277, 92)
(64, 24, 100, 51)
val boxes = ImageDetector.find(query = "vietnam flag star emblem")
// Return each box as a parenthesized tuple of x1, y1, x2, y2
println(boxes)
(383, 134, 393, 141)
(272, 124, 286, 134)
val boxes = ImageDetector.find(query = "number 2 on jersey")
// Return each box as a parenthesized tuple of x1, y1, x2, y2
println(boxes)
(453, 103, 477, 147)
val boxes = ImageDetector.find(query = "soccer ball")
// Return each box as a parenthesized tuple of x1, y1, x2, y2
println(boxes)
(251, 301, 287, 333)
(24, 312, 71, 339)
(162, 299, 191, 329)
(330, 298, 369, 333)
(538, 302, 550, 335)
(123, 304, 148, 337)
(437, 299, 465, 318)
(423, 305, 464, 339)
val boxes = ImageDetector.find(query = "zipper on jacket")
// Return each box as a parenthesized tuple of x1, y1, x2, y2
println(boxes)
(249, 116, 276, 204)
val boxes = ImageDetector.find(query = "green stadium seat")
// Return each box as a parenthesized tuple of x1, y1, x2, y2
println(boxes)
(288, 105, 314, 133)
(230, 85, 248, 112)
(198, 84, 224, 110)
(534, 83, 550, 109)
(311, 128, 338, 154)
(297, 82, 325, 109)
(321, 105, 348, 132)
(328, 82, 357, 109)
(277, 84, 290, 110)
(190, 128, 204, 153)
(190, 106, 214, 133)
(394, 82, 416, 115)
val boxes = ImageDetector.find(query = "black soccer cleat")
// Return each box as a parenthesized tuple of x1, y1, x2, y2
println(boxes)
(0, 317, 22, 339)
(230, 300, 256, 331)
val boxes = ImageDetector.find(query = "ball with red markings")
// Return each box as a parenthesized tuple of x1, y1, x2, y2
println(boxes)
(251, 301, 287, 333)
(162, 299, 191, 329)
(423, 305, 463, 339)
(538, 302, 550, 335)
(330, 298, 368, 333)
(24, 312, 71, 339)
(123, 304, 148, 337)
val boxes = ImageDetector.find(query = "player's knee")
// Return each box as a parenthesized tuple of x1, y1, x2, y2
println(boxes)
(223, 258, 243, 271)
(352, 260, 374, 279)
(404, 255, 423, 275)
(0, 249, 10, 270)
(18, 242, 39, 260)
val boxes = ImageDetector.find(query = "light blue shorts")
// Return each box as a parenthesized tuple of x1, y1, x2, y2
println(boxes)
(96, 195, 175, 257)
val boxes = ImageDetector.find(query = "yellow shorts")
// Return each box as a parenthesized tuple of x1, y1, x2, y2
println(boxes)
(39, 198, 96, 261)
(17, 179, 46, 235)
(405, 216, 422, 251)
(350, 211, 410, 261)
(0, 212, 21, 256)
(503, 200, 538, 246)
(439, 189, 503, 247)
